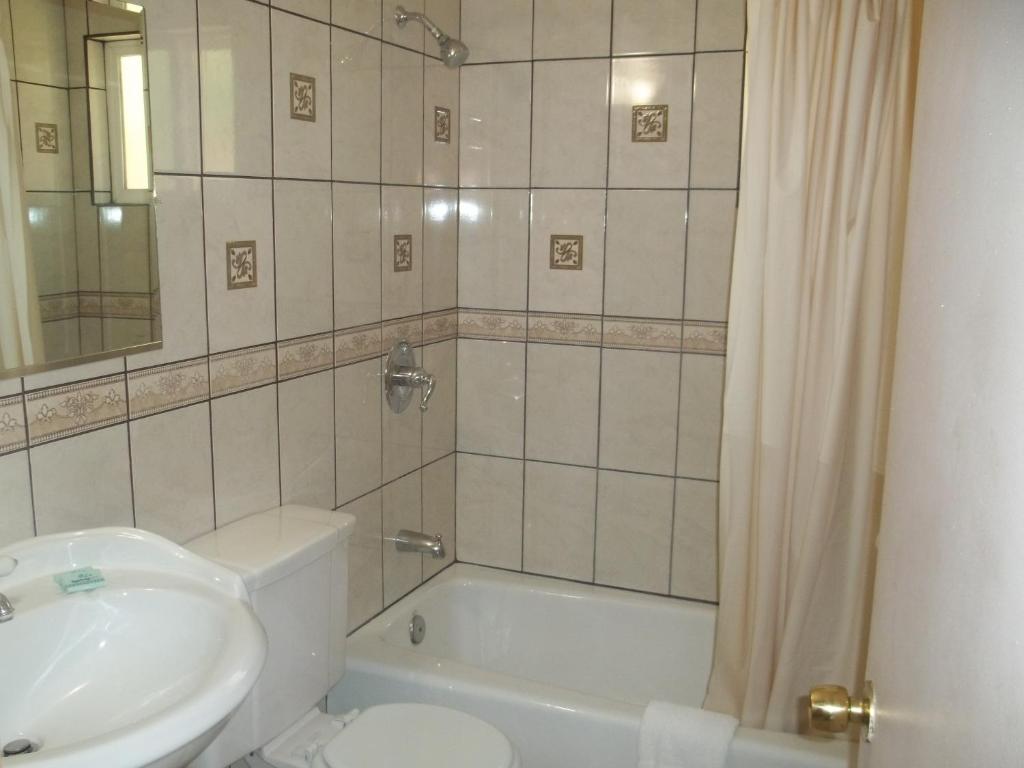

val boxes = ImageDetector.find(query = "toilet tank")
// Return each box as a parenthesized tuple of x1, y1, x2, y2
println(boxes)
(186, 506, 356, 768)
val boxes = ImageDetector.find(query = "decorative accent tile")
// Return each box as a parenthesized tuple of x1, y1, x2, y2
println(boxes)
(38, 292, 79, 322)
(382, 316, 422, 350)
(0, 395, 27, 454)
(433, 107, 451, 143)
(209, 344, 277, 397)
(603, 316, 682, 352)
(549, 235, 583, 270)
(528, 312, 602, 346)
(27, 375, 128, 445)
(632, 105, 669, 142)
(277, 332, 334, 380)
(458, 310, 528, 342)
(102, 291, 153, 320)
(423, 310, 458, 345)
(682, 321, 727, 355)
(226, 241, 258, 290)
(128, 358, 210, 419)
(35, 122, 59, 153)
(335, 322, 383, 366)
(393, 234, 413, 272)
(289, 73, 316, 122)
(79, 292, 102, 317)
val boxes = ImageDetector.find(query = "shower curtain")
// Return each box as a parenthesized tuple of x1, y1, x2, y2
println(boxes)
(0, 39, 44, 371)
(704, 0, 918, 732)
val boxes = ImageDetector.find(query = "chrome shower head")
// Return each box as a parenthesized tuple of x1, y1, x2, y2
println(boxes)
(394, 4, 470, 68)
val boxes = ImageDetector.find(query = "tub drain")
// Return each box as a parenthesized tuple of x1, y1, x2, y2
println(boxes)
(409, 613, 426, 644)
(3, 738, 40, 757)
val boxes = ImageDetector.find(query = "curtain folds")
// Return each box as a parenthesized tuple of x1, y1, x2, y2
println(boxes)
(704, 0, 918, 732)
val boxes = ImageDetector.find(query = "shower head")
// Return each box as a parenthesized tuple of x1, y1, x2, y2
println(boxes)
(394, 5, 470, 68)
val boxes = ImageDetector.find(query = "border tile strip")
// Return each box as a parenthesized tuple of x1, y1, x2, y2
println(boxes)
(209, 344, 277, 397)
(682, 321, 727, 355)
(423, 309, 458, 345)
(0, 395, 27, 454)
(382, 315, 422, 350)
(27, 374, 128, 445)
(527, 312, 601, 346)
(458, 309, 528, 342)
(602, 317, 682, 352)
(335, 323, 383, 366)
(277, 332, 334, 381)
(127, 358, 210, 419)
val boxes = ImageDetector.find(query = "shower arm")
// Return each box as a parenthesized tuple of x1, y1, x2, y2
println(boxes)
(394, 5, 451, 45)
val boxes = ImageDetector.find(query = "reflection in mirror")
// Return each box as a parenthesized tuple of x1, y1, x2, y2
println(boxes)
(0, 0, 160, 378)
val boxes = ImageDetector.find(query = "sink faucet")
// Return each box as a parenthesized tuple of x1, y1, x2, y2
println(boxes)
(394, 530, 446, 559)
(0, 556, 16, 622)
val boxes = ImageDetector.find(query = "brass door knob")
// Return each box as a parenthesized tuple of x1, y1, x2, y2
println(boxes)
(808, 681, 876, 742)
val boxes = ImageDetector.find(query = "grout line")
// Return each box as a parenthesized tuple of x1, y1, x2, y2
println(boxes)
(458, 49, 745, 68)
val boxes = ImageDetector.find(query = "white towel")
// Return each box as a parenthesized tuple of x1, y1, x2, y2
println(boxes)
(638, 701, 738, 768)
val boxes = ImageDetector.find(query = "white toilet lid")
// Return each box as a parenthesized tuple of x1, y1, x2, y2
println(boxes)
(322, 704, 517, 768)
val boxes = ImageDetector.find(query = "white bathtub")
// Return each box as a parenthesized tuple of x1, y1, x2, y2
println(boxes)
(327, 564, 851, 768)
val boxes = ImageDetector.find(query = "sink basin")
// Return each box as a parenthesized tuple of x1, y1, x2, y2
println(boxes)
(0, 528, 267, 768)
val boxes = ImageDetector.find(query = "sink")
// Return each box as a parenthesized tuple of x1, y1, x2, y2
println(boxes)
(0, 528, 267, 768)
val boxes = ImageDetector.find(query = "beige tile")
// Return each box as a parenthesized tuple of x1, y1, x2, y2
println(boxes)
(525, 343, 600, 466)
(0, 394, 26, 455)
(612, 0, 695, 55)
(458, 189, 529, 310)
(696, 0, 746, 52)
(459, 309, 527, 342)
(423, 309, 458, 345)
(382, 471, 422, 604)
(332, 0, 381, 36)
(26, 193, 75, 297)
(203, 177, 276, 353)
(457, 339, 525, 458)
(609, 56, 693, 188)
(131, 403, 215, 544)
(690, 52, 744, 188)
(342, 490, 383, 630)
(381, 185, 423, 320)
(684, 191, 736, 322)
(422, 454, 455, 577)
(382, 44, 423, 185)
(332, 28, 381, 182)
(595, 469, 673, 592)
(0, 451, 35, 547)
(523, 461, 596, 582)
(533, 0, 611, 59)
(128, 358, 209, 418)
(382, 364, 422, 483)
(62, 0, 86, 87)
(527, 312, 602, 346)
(10, 0, 67, 86)
(198, 0, 272, 175)
(424, 59, 459, 186)
(17, 84, 72, 191)
(459, 63, 532, 187)
(277, 333, 333, 380)
(271, 0, 329, 22)
(423, 189, 458, 312)
(22, 357, 122, 392)
(604, 190, 687, 319)
(275, 180, 334, 338)
(31, 425, 134, 535)
(279, 370, 335, 509)
(528, 189, 606, 315)
(599, 348, 679, 475)
(335, 357, 382, 505)
(455, 453, 523, 569)
(69, 91, 89, 189)
(210, 344, 276, 396)
(211, 385, 280, 526)
(531, 59, 610, 188)
(333, 183, 382, 329)
(383, 0, 423, 52)
(422, 340, 455, 463)
(672, 479, 718, 601)
(460, 0, 531, 63)
(26, 374, 127, 445)
(676, 353, 724, 480)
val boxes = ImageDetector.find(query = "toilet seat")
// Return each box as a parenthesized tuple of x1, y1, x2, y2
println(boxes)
(321, 704, 519, 768)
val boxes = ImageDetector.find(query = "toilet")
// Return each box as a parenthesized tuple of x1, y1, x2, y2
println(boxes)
(185, 505, 519, 768)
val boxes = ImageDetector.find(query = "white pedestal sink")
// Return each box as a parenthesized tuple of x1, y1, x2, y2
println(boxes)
(0, 528, 267, 768)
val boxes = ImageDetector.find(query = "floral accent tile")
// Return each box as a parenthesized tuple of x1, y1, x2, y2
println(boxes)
(527, 312, 602, 346)
(423, 310, 458, 345)
(682, 321, 727, 355)
(277, 333, 334, 380)
(549, 235, 583, 270)
(382, 316, 422, 350)
(458, 310, 527, 342)
(434, 107, 451, 143)
(290, 73, 316, 122)
(603, 316, 682, 352)
(0, 395, 27, 454)
(226, 241, 258, 290)
(393, 234, 413, 272)
(35, 122, 59, 153)
(209, 344, 277, 397)
(38, 292, 79, 322)
(103, 291, 153, 320)
(335, 323, 383, 366)
(27, 375, 128, 445)
(632, 104, 669, 142)
(128, 358, 210, 419)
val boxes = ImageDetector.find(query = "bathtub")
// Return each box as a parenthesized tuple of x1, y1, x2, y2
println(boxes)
(327, 564, 852, 768)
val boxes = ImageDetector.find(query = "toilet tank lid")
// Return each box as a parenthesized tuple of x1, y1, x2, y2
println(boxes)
(186, 506, 355, 591)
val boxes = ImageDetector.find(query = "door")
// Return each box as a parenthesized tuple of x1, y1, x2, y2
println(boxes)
(858, 0, 1024, 765)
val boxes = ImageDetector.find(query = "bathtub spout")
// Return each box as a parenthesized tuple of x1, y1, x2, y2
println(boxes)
(394, 530, 446, 559)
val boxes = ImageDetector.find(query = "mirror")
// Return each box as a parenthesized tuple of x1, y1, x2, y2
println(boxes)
(0, 0, 160, 378)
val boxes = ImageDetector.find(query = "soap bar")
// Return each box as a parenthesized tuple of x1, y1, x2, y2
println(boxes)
(54, 567, 106, 593)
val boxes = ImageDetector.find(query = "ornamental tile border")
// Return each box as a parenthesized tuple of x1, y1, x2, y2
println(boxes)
(209, 344, 277, 397)
(277, 333, 335, 381)
(0, 395, 27, 454)
(127, 358, 210, 419)
(27, 374, 128, 445)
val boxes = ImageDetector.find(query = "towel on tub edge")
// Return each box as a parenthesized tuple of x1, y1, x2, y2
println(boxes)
(638, 701, 739, 768)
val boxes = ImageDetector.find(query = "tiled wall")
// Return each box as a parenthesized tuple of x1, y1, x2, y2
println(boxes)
(453, 0, 744, 603)
(0, 0, 460, 630)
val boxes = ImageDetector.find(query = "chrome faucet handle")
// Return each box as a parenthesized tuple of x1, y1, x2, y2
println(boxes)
(0, 592, 13, 622)
(385, 342, 438, 415)
(418, 371, 435, 412)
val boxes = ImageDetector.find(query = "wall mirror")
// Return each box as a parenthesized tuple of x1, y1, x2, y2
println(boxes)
(1, 0, 160, 378)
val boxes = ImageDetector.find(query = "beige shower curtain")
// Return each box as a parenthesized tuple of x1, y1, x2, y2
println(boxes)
(704, 0, 918, 732)
(0, 39, 44, 370)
